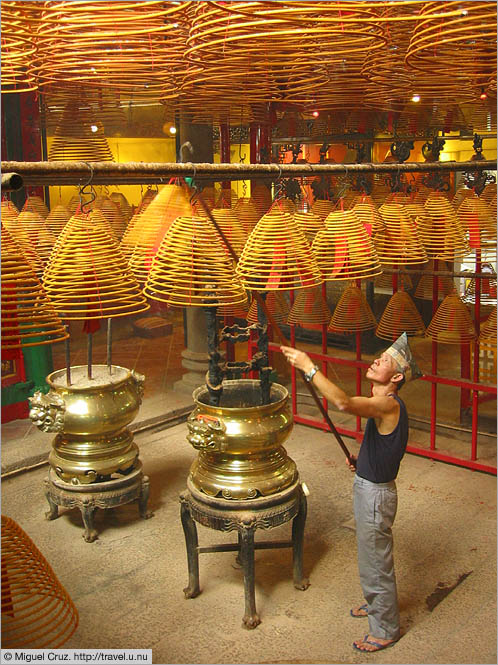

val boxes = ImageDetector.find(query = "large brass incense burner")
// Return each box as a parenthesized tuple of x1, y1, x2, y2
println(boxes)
(187, 379, 296, 500)
(29, 365, 144, 485)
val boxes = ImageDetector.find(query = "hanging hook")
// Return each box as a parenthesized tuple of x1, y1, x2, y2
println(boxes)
(79, 162, 96, 214)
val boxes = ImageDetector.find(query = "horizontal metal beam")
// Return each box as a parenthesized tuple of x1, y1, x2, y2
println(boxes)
(1, 159, 496, 186)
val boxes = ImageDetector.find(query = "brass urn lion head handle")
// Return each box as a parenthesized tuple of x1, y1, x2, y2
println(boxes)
(130, 370, 145, 403)
(28, 391, 66, 433)
(187, 412, 226, 450)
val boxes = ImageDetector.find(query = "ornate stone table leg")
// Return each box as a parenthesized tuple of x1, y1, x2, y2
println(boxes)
(80, 499, 98, 543)
(239, 519, 260, 629)
(138, 475, 153, 519)
(44, 478, 59, 521)
(292, 486, 310, 590)
(180, 494, 201, 599)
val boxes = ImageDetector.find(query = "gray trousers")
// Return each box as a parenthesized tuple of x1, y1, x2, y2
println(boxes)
(353, 474, 400, 640)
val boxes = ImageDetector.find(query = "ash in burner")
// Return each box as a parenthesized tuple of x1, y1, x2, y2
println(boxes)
(197, 380, 286, 408)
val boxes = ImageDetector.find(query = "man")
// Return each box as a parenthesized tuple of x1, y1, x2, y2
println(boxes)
(280, 332, 421, 654)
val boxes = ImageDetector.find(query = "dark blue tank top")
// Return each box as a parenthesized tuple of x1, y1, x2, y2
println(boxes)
(356, 394, 408, 483)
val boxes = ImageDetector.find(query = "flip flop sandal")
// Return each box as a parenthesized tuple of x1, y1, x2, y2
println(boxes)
(353, 634, 398, 652)
(350, 604, 368, 618)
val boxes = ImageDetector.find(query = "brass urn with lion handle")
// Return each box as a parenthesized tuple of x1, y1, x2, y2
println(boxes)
(29, 365, 145, 485)
(187, 379, 297, 500)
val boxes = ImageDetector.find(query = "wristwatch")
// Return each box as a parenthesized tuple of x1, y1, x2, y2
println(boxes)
(304, 364, 319, 383)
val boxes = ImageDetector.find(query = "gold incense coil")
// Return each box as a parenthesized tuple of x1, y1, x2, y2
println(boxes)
(406, 2, 497, 88)
(328, 285, 377, 334)
(217, 297, 250, 319)
(414, 273, 455, 301)
(251, 185, 272, 217)
(42, 214, 149, 320)
(481, 182, 497, 204)
(137, 188, 158, 214)
(414, 185, 431, 205)
(371, 178, 391, 207)
(1, 2, 39, 93)
(197, 208, 247, 258)
(376, 291, 426, 341)
(24, 196, 49, 220)
(1, 226, 45, 279)
(1, 237, 69, 350)
(271, 198, 296, 216)
(34, 1, 188, 101)
(110, 192, 133, 222)
(1, 515, 78, 648)
(374, 271, 413, 292)
(234, 198, 260, 235)
(488, 194, 497, 220)
(237, 211, 323, 291)
(1, 199, 20, 221)
(403, 204, 425, 223)
(15, 211, 56, 266)
(287, 286, 331, 327)
(463, 264, 497, 306)
(479, 305, 497, 342)
(312, 210, 382, 281)
(91, 196, 127, 239)
(45, 204, 71, 237)
(351, 202, 386, 236)
(215, 188, 239, 209)
(384, 193, 412, 206)
(375, 204, 428, 265)
(457, 197, 497, 247)
(311, 199, 335, 221)
(120, 212, 144, 261)
(247, 291, 290, 325)
(293, 212, 324, 243)
(416, 214, 470, 260)
(452, 187, 477, 210)
(48, 102, 114, 161)
(425, 293, 477, 344)
(350, 194, 377, 209)
(144, 215, 246, 307)
(128, 185, 193, 284)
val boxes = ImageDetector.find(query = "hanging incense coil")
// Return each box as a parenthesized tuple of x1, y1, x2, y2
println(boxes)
(215, 188, 239, 209)
(237, 210, 323, 291)
(42, 214, 149, 320)
(463, 264, 497, 306)
(384, 193, 412, 206)
(234, 198, 260, 235)
(48, 102, 114, 161)
(293, 212, 324, 243)
(90, 196, 127, 239)
(110, 191, 133, 222)
(351, 202, 386, 237)
(328, 284, 377, 334)
(120, 212, 144, 261)
(376, 291, 426, 341)
(271, 198, 296, 215)
(251, 185, 272, 217)
(1, 237, 69, 350)
(1, 2, 39, 94)
(452, 187, 477, 210)
(311, 199, 335, 221)
(457, 197, 497, 247)
(34, 1, 188, 101)
(1, 225, 44, 277)
(45, 204, 71, 237)
(413, 185, 431, 205)
(247, 291, 289, 325)
(403, 203, 425, 224)
(197, 207, 247, 259)
(374, 270, 413, 292)
(217, 297, 250, 320)
(371, 178, 391, 207)
(481, 182, 497, 204)
(1, 515, 78, 648)
(137, 188, 158, 214)
(425, 293, 477, 344)
(312, 210, 382, 281)
(479, 305, 497, 342)
(14, 211, 56, 266)
(375, 204, 428, 265)
(416, 212, 470, 261)
(144, 215, 246, 307)
(414, 273, 456, 301)
(1, 199, 20, 222)
(350, 194, 377, 209)
(24, 196, 49, 220)
(287, 286, 331, 327)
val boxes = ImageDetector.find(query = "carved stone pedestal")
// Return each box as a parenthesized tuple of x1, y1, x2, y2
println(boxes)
(44, 462, 153, 543)
(179, 478, 309, 629)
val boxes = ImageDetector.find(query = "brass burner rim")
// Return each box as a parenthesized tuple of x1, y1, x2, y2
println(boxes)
(47, 364, 133, 391)
(192, 379, 289, 413)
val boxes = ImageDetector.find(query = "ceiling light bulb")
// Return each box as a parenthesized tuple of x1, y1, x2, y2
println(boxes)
(480, 89, 488, 100)
(312, 111, 319, 117)
(169, 126, 177, 135)
(411, 94, 421, 103)
(90, 125, 98, 133)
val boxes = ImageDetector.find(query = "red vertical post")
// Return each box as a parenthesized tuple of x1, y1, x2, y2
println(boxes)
(430, 259, 439, 450)
(219, 122, 231, 199)
(471, 251, 482, 460)
(249, 123, 259, 197)
(290, 290, 297, 417)
(321, 282, 328, 416)
(355, 279, 362, 434)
